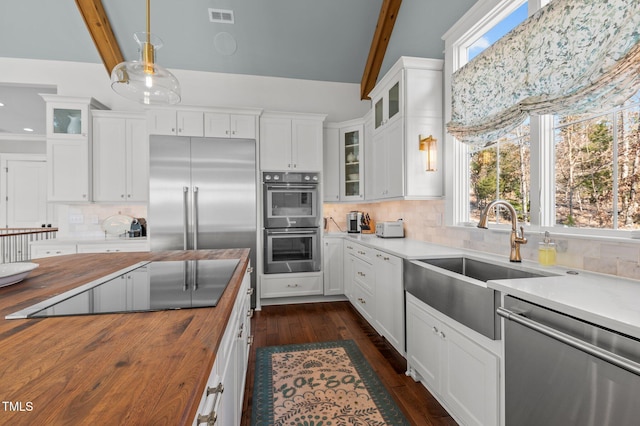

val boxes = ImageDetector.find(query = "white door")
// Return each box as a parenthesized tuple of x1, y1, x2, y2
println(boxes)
(6, 159, 48, 228)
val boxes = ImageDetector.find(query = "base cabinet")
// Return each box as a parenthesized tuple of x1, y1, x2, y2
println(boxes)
(343, 241, 404, 355)
(406, 293, 500, 426)
(194, 268, 252, 426)
(323, 238, 343, 295)
(260, 272, 323, 298)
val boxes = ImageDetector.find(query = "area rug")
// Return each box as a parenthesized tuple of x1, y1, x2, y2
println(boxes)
(251, 339, 410, 426)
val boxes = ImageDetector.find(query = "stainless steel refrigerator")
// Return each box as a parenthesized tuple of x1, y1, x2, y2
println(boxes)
(149, 135, 257, 304)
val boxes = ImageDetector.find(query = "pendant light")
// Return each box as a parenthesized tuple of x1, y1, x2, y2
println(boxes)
(110, 0, 181, 105)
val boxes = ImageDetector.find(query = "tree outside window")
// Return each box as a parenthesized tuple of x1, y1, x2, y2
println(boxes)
(469, 121, 531, 224)
(554, 95, 640, 230)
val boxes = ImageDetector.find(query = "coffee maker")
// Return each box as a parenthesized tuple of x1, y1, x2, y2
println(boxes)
(347, 211, 363, 233)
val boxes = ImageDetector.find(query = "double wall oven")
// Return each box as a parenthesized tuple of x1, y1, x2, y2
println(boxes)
(263, 171, 321, 274)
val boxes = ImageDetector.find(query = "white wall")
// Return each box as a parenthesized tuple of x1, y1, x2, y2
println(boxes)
(0, 58, 370, 122)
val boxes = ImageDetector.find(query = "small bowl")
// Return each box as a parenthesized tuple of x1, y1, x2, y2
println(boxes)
(348, 174, 359, 181)
(0, 262, 39, 288)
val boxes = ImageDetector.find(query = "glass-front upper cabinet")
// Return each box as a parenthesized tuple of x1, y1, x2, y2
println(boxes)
(340, 123, 364, 200)
(373, 72, 402, 131)
(41, 95, 107, 138)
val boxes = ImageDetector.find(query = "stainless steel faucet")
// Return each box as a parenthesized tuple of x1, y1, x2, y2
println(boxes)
(477, 199, 527, 262)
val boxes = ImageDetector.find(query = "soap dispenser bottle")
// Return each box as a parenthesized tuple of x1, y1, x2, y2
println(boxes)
(538, 231, 556, 266)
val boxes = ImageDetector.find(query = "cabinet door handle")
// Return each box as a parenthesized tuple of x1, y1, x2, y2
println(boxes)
(248, 335, 254, 346)
(198, 383, 224, 425)
(432, 326, 439, 334)
(439, 331, 446, 339)
(121, 194, 125, 198)
(247, 308, 254, 318)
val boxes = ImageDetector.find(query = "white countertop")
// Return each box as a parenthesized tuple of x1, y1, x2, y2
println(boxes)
(326, 232, 640, 340)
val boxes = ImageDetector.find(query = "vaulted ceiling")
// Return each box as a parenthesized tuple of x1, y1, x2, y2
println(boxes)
(0, 0, 476, 135)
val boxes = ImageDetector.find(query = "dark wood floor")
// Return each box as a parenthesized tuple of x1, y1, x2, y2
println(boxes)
(240, 301, 457, 426)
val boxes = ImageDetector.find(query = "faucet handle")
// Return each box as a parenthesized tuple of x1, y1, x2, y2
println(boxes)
(517, 226, 527, 244)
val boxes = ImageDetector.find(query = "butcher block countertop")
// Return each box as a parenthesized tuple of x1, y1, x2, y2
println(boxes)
(0, 249, 250, 425)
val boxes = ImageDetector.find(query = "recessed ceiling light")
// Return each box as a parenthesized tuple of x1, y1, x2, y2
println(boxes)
(0, 102, 4, 107)
(23, 128, 34, 132)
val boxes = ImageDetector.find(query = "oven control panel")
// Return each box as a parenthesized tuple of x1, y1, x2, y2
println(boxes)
(263, 172, 319, 183)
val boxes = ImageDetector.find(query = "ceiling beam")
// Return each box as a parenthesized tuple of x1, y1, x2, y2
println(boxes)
(75, 0, 124, 75)
(361, 0, 402, 100)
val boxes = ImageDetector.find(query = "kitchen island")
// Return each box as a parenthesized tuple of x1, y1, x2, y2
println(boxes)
(0, 249, 250, 425)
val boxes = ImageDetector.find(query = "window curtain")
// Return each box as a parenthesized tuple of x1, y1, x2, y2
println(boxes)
(447, 0, 640, 148)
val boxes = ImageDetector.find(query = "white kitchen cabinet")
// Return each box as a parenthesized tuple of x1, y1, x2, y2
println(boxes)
(370, 119, 403, 199)
(41, 96, 107, 202)
(373, 249, 404, 354)
(406, 293, 500, 426)
(373, 72, 402, 132)
(343, 241, 355, 302)
(194, 268, 252, 426)
(260, 272, 323, 298)
(92, 112, 148, 202)
(339, 122, 365, 201)
(46, 138, 92, 202)
(147, 109, 204, 136)
(342, 241, 404, 354)
(366, 57, 444, 200)
(260, 112, 325, 171)
(204, 112, 256, 139)
(76, 242, 149, 253)
(322, 125, 340, 202)
(30, 243, 77, 259)
(323, 238, 343, 295)
(351, 256, 375, 324)
(42, 95, 107, 139)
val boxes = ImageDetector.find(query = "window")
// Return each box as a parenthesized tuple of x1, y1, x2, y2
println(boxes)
(446, 0, 638, 237)
(554, 94, 640, 230)
(470, 120, 531, 224)
(467, 2, 528, 60)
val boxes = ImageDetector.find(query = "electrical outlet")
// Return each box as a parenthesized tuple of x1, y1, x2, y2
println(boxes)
(69, 214, 84, 224)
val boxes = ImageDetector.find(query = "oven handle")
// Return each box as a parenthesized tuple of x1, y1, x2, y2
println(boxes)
(266, 230, 318, 235)
(265, 184, 317, 190)
(497, 307, 640, 376)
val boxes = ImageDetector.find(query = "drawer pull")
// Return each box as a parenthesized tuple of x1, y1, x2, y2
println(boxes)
(237, 323, 244, 338)
(357, 272, 366, 277)
(198, 383, 224, 425)
(287, 284, 299, 288)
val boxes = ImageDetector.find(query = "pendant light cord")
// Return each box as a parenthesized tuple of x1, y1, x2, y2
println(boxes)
(146, 0, 151, 45)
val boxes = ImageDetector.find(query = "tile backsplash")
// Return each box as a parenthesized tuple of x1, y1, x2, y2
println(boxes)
(324, 200, 640, 281)
(56, 204, 147, 239)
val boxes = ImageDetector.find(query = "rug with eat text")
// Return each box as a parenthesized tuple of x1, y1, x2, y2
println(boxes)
(251, 339, 410, 426)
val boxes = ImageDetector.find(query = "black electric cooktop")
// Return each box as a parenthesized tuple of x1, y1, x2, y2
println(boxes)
(7, 259, 240, 319)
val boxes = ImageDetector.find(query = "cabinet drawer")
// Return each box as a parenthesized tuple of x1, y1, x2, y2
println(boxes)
(76, 242, 149, 253)
(261, 274, 323, 298)
(352, 257, 374, 293)
(352, 281, 375, 323)
(30, 244, 77, 259)
(350, 242, 373, 263)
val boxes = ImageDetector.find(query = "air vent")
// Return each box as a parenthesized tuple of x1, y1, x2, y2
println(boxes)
(209, 8, 234, 24)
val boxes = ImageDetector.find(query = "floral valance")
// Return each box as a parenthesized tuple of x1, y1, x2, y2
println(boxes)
(448, 0, 640, 147)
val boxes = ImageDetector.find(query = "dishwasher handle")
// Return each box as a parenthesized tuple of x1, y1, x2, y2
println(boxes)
(498, 307, 640, 377)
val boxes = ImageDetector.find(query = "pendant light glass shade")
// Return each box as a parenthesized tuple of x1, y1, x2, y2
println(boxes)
(110, 1, 181, 105)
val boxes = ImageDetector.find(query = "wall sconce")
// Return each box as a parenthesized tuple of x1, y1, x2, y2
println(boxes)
(419, 134, 437, 172)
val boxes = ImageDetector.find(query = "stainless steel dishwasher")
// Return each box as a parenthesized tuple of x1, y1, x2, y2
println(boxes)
(499, 296, 640, 425)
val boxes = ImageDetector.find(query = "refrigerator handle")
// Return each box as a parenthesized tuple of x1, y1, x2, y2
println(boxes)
(193, 186, 199, 250)
(183, 186, 189, 250)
